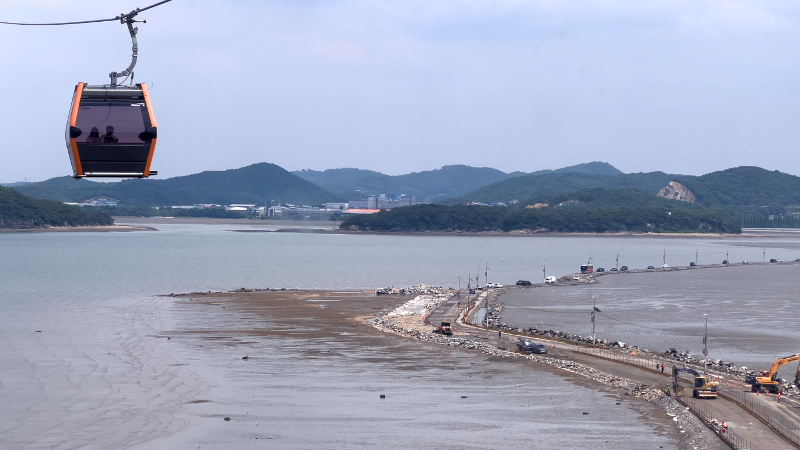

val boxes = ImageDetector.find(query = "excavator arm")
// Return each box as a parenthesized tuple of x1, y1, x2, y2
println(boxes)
(763, 354, 800, 381)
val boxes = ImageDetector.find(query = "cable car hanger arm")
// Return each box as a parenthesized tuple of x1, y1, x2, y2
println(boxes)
(110, 19, 139, 86)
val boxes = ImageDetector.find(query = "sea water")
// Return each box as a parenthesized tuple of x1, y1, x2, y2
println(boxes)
(3, 224, 798, 448)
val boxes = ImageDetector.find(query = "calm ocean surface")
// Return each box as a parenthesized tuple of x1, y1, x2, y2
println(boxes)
(2, 223, 798, 449)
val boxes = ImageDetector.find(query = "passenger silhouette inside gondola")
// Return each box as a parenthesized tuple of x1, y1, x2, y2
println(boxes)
(85, 127, 101, 143)
(103, 126, 119, 143)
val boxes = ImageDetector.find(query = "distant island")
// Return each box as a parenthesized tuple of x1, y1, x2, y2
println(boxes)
(339, 189, 741, 234)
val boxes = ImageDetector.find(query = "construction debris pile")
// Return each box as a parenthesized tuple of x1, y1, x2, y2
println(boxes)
(385, 293, 452, 318)
(663, 348, 749, 374)
(374, 285, 445, 296)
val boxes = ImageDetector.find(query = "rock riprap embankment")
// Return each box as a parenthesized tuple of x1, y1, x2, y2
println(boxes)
(373, 293, 721, 449)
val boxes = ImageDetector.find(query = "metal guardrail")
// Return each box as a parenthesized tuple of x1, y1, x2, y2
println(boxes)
(674, 389, 761, 450)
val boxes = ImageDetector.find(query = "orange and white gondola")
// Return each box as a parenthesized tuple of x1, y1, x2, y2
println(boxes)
(66, 82, 157, 178)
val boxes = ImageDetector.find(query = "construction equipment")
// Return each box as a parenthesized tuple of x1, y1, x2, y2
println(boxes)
(673, 366, 719, 399)
(434, 322, 453, 336)
(745, 354, 800, 394)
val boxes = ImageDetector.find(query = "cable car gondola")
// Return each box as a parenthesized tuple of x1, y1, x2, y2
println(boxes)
(66, 82, 157, 178)
(2, 1, 171, 177)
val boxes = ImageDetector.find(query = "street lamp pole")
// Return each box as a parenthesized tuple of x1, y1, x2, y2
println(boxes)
(703, 314, 709, 374)
(543, 258, 546, 283)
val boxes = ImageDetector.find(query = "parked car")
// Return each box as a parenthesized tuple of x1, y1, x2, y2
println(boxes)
(661, 264, 669, 269)
(544, 276, 557, 284)
(469, 288, 476, 294)
(516, 280, 532, 286)
(689, 262, 697, 267)
(620, 266, 629, 271)
(517, 339, 548, 354)
(609, 267, 618, 272)
(573, 275, 580, 281)
(647, 265, 655, 270)
(487, 282, 503, 288)
(770, 258, 779, 263)
(722, 260, 728, 265)
(596, 268, 605, 272)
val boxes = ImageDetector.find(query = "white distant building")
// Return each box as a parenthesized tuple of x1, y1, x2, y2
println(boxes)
(96, 198, 116, 206)
(349, 194, 429, 210)
(226, 204, 256, 211)
(324, 202, 349, 211)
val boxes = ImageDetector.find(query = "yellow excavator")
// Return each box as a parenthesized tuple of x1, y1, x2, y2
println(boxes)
(745, 354, 800, 394)
(673, 366, 719, 399)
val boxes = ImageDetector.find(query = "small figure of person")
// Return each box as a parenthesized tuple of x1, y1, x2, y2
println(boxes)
(85, 127, 101, 143)
(661, 364, 665, 374)
(778, 391, 782, 403)
(498, 330, 502, 339)
(103, 125, 119, 143)
(656, 363, 660, 372)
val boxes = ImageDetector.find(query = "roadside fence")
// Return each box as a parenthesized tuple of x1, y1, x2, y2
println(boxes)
(717, 386, 800, 448)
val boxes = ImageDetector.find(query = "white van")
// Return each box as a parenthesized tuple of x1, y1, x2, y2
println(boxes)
(544, 276, 557, 284)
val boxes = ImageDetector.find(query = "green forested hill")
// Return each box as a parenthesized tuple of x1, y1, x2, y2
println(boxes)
(293, 161, 624, 201)
(0, 186, 113, 229)
(677, 166, 800, 207)
(529, 187, 695, 211)
(12, 163, 340, 207)
(454, 171, 676, 204)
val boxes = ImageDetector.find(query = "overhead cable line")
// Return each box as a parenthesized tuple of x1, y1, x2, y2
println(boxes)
(0, 0, 172, 26)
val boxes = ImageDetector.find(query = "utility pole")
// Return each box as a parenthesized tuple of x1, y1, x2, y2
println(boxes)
(726, 247, 729, 263)
(591, 296, 596, 348)
(458, 276, 461, 293)
(703, 314, 709, 374)
(663, 248, 666, 267)
(763, 247, 766, 264)
(543, 258, 546, 283)
(485, 261, 489, 287)
(695, 246, 698, 266)
(616, 250, 619, 270)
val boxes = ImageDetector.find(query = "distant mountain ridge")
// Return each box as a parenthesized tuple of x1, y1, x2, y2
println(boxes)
(294, 161, 622, 201)
(11, 163, 339, 207)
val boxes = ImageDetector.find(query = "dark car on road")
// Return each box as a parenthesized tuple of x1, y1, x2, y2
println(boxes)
(647, 265, 655, 270)
(770, 258, 779, 263)
(620, 266, 629, 271)
(517, 339, 548, 354)
(516, 280, 532, 286)
(596, 268, 605, 272)
(610, 267, 617, 272)
(689, 262, 697, 266)
(722, 260, 728, 265)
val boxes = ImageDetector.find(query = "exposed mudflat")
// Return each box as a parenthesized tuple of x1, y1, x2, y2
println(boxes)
(154, 290, 703, 450)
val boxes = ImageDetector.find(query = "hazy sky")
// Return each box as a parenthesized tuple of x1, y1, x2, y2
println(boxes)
(1, 0, 799, 182)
